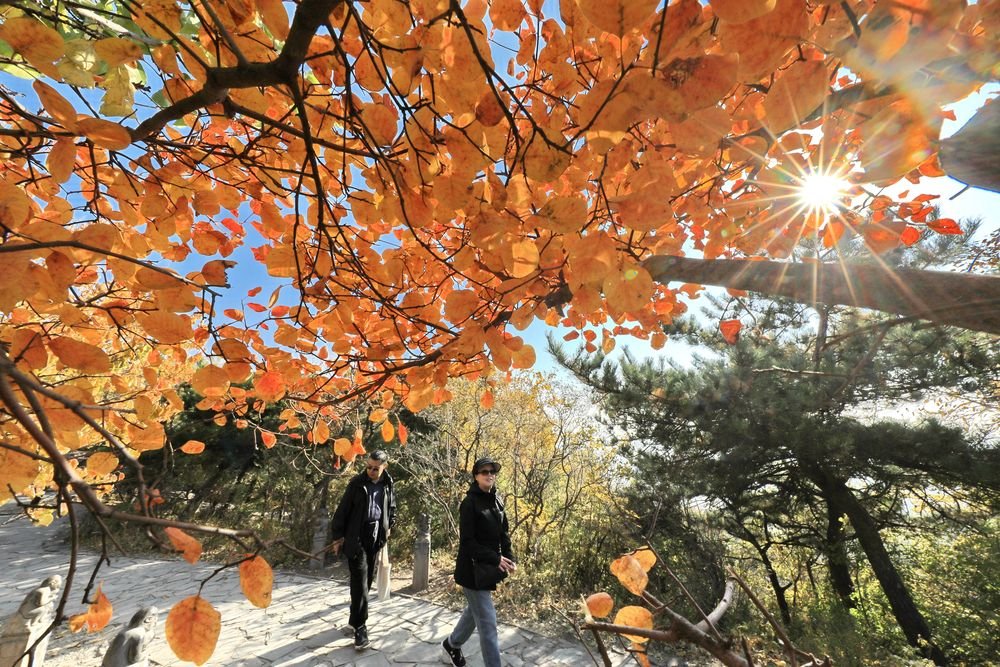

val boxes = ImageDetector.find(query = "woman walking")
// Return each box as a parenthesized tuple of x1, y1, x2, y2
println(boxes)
(441, 457, 517, 667)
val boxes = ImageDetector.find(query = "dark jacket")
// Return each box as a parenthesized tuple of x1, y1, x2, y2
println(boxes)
(330, 471, 396, 558)
(454, 482, 514, 590)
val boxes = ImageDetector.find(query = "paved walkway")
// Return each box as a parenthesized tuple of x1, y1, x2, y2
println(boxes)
(1, 507, 625, 666)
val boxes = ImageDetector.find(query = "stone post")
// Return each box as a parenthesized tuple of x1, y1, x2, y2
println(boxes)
(309, 482, 330, 571)
(411, 513, 431, 592)
(0, 575, 62, 667)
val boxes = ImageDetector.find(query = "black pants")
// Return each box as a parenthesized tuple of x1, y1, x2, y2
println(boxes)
(347, 546, 378, 629)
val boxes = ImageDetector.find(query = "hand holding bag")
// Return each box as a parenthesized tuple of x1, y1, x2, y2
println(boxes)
(472, 559, 508, 588)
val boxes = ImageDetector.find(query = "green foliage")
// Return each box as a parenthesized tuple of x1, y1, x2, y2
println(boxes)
(556, 281, 999, 664)
(97, 384, 327, 562)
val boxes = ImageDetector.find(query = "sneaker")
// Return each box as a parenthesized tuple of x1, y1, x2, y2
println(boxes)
(354, 626, 371, 650)
(341, 624, 355, 637)
(441, 638, 466, 666)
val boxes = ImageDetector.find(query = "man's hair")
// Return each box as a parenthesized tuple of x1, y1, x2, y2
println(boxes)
(368, 449, 388, 463)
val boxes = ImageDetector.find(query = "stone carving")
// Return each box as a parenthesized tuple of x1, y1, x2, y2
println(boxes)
(101, 607, 158, 667)
(0, 575, 63, 667)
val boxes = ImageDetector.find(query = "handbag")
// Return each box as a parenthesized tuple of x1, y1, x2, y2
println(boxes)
(376, 545, 391, 601)
(472, 559, 508, 588)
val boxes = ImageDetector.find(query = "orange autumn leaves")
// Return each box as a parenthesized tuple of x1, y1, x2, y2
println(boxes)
(586, 547, 657, 647)
(162, 554, 273, 664)
(0, 0, 984, 481)
(154, 527, 273, 664)
(68, 586, 113, 633)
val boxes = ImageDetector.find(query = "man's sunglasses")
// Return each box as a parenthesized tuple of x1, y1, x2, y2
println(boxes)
(366, 465, 383, 472)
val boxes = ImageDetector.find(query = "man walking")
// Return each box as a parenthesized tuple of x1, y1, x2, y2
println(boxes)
(330, 449, 396, 650)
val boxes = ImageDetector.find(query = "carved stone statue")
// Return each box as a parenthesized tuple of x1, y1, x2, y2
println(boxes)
(0, 575, 63, 667)
(101, 607, 158, 667)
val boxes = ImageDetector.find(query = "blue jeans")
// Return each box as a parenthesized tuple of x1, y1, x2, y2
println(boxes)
(449, 587, 500, 667)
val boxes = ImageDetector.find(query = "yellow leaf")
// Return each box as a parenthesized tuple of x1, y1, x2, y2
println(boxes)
(613, 605, 653, 643)
(630, 547, 657, 572)
(165, 596, 221, 665)
(0, 181, 33, 231)
(239, 555, 274, 608)
(576, 0, 659, 35)
(859, 100, 939, 184)
(381, 419, 395, 442)
(78, 117, 133, 150)
(256, 0, 290, 40)
(190, 364, 231, 398)
(94, 37, 142, 67)
(444, 290, 479, 323)
(586, 592, 614, 618)
(58, 38, 100, 87)
(127, 421, 166, 452)
(180, 440, 206, 454)
(0, 445, 42, 503)
(667, 54, 739, 113)
(0, 17, 65, 69)
(603, 266, 655, 315)
(521, 130, 570, 182)
(200, 259, 236, 286)
(508, 239, 539, 278)
(312, 419, 330, 444)
(511, 343, 536, 370)
(10, 328, 48, 370)
(136, 311, 193, 344)
(33, 80, 78, 132)
(87, 452, 120, 477)
(133, 0, 183, 41)
(710, 0, 775, 24)
(369, 408, 389, 423)
(362, 103, 398, 146)
(164, 527, 203, 564)
(48, 336, 111, 374)
(610, 554, 648, 596)
(47, 138, 77, 183)
(538, 195, 588, 234)
(99, 65, 135, 117)
(333, 438, 352, 456)
(762, 60, 829, 135)
(720, 0, 809, 82)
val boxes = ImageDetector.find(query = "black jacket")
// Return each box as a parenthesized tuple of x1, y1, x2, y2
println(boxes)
(330, 471, 396, 557)
(454, 482, 514, 590)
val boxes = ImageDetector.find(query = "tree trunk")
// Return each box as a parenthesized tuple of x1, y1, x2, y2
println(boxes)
(824, 499, 857, 610)
(642, 256, 1000, 335)
(810, 466, 948, 665)
(940, 100, 1000, 194)
(735, 525, 793, 626)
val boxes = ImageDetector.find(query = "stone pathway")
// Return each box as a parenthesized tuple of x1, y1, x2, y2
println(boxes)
(0, 507, 627, 666)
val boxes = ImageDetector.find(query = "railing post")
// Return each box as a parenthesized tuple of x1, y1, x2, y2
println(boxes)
(412, 513, 431, 592)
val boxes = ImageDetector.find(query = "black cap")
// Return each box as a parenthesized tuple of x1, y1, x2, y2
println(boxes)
(472, 457, 501, 475)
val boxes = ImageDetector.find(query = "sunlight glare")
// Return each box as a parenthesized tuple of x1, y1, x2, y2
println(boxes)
(796, 171, 850, 215)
